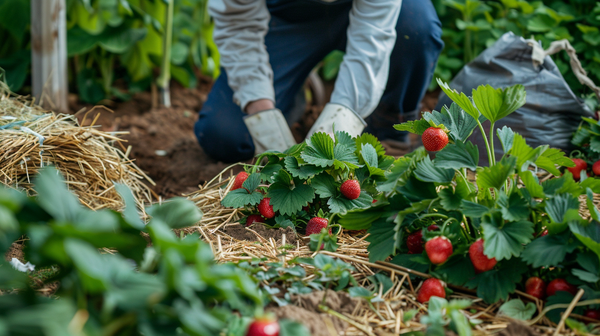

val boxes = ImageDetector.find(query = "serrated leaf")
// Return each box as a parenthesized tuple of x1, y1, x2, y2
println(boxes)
(335, 131, 356, 151)
(521, 233, 576, 268)
(284, 156, 324, 179)
(356, 133, 386, 157)
(586, 188, 600, 221)
(146, 198, 203, 229)
(535, 147, 574, 176)
(435, 141, 479, 171)
(376, 157, 412, 193)
(332, 143, 360, 170)
(399, 175, 438, 202)
(545, 193, 580, 233)
(465, 259, 527, 304)
(311, 173, 337, 198)
(569, 221, 600, 263)
(439, 187, 462, 211)
(361, 143, 385, 176)
(510, 134, 547, 172)
(472, 84, 526, 123)
(327, 192, 373, 215)
(461, 200, 490, 218)
(498, 299, 536, 321)
(414, 156, 455, 183)
(221, 189, 263, 208)
(338, 209, 384, 230)
(572, 251, 600, 282)
(267, 178, 315, 216)
(437, 79, 480, 120)
(518, 171, 545, 198)
(260, 163, 284, 182)
(432, 255, 475, 286)
(367, 218, 397, 262)
(423, 103, 478, 142)
(243, 173, 261, 191)
(497, 126, 515, 154)
(497, 191, 529, 221)
(481, 211, 533, 260)
(477, 156, 516, 190)
(393, 119, 431, 135)
(301, 132, 335, 167)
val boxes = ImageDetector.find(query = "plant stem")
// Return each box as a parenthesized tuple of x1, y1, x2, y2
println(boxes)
(157, 0, 174, 107)
(489, 122, 496, 165)
(476, 119, 493, 166)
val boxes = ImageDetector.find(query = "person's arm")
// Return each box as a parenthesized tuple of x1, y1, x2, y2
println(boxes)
(331, 0, 402, 118)
(307, 0, 401, 138)
(209, 0, 275, 112)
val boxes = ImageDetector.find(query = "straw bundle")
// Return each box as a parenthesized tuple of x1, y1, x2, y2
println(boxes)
(187, 167, 594, 336)
(0, 87, 153, 211)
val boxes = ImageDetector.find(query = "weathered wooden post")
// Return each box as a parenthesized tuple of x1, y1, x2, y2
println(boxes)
(31, 0, 68, 113)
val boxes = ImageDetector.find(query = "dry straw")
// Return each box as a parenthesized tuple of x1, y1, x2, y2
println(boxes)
(0, 84, 153, 211)
(187, 166, 595, 335)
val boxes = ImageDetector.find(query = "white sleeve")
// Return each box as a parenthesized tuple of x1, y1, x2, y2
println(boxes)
(330, 0, 402, 118)
(209, 0, 274, 110)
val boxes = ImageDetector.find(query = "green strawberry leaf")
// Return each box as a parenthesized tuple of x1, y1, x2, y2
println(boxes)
(497, 126, 515, 154)
(284, 156, 324, 179)
(221, 173, 263, 208)
(437, 79, 480, 120)
(367, 218, 398, 262)
(361, 143, 386, 177)
(423, 103, 479, 142)
(435, 140, 479, 171)
(535, 147, 574, 176)
(431, 254, 475, 286)
(465, 258, 527, 304)
(390, 254, 430, 279)
(393, 119, 431, 135)
(439, 187, 463, 211)
(332, 143, 360, 170)
(327, 192, 373, 215)
(545, 193, 580, 233)
(572, 251, 600, 283)
(356, 133, 386, 157)
(518, 171, 545, 198)
(521, 233, 578, 268)
(398, 175, 438, 202)
(461, 200, 490, 218)
(569, 221, 600, 264)
(414, 156, 455, 183)
(498, 299, 536, 321)
(481, 211, 533, 260)
(335, 130, 356, 150)
(509, 134, 547, 172)
(496, 191, 529, 221)
(376, 157, 412, 193)
(582, 177, 600, 194)
(586, 188, 600, 221)
(308, 232, 339, 252)
(267, 170, 315, 216)
(301, 132, 336, 168)
(338, 209, 383, 230)
(284, 143, 306, 157)
(260, 163, 284, 183)
(311, 173, 337, 198)
(477, 156, 516, 190)
(472, 84, 526, 123)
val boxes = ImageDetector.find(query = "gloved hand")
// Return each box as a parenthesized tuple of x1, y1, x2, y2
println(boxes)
(306, 103, 366, 139)
(243, 108, 297, 154)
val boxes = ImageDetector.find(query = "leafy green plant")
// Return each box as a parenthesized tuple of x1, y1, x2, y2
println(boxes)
(420, 297, 477, 336)
(0, 167, 313, 335)
(571, 116, 600, 170)
(335, 80, 600, 316)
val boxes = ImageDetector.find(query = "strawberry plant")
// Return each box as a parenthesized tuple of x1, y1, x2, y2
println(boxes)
(338, 80, 600, 315)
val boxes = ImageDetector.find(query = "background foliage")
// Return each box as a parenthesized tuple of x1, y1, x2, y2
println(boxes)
(0, 0, 599, 103)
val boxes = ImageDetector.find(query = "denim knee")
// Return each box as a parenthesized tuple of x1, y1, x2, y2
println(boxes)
(194, 114, 255, 163)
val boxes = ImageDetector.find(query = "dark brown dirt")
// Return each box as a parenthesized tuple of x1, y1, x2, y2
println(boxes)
(222, 224, 300, 246)
(268, 290, 359, 336)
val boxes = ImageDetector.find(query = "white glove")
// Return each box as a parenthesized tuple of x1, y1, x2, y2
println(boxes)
(243, 108, 297, 154)
(306, 103, 366, 139)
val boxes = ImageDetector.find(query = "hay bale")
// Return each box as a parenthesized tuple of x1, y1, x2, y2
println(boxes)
(0, 85, 153, 211)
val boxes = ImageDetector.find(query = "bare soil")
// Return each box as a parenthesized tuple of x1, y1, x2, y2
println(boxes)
(222, 223, 300, 247)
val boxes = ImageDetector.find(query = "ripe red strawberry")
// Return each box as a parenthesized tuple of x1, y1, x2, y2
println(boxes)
(417, 278, 446, 303)
(232, 172, 249, 190)
(340, 180, 361, 200)
(540, 229, 548, 237)
(246, 214, 263, 227)
(422, 127, 449, 152)
(425, 236, 453, 265)
(427, 225, 439, 231)
(593, 161, 600, 176)
(567, 158, 587, 181)
(546, 279, 577, 297)
(407, 231, 424, 254)
(584, 309, 600, 321)
(258, 198, 275, 219)
(525, 277, 546, 300)
(468, 239, 497, 273)
(246, 317, 279, 336)
(306, 217, 330, 235)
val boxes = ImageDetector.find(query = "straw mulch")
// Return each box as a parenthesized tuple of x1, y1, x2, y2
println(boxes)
(0, 86, 154, 211)
(186, 167, 595, 336)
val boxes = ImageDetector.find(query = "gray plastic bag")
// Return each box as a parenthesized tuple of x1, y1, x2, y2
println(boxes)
(435, 32, 595, 165)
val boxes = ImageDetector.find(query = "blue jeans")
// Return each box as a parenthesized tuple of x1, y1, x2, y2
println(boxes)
(195, 0, 443, 163)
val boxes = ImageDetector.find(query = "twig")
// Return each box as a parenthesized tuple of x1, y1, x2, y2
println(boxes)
(553, 288, 585, 336)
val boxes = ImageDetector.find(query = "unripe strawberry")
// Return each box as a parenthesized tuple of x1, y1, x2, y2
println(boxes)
(546, 279, 577, 297)
(422, 127, 449, 152)
(425, 236, 453, 265)
(246, 214, 264, 227)
(258, 198, 275, 219)
(306, 217, 330, 235)
(246, 318, 279, 336)
(417, 278, 446, 303)
(340, 180, 361, 200)
(525, 277, 546, 300)
(232, 172, 249, 190)
(567, 158, 587, 181)
(468, 239, 497, 273)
